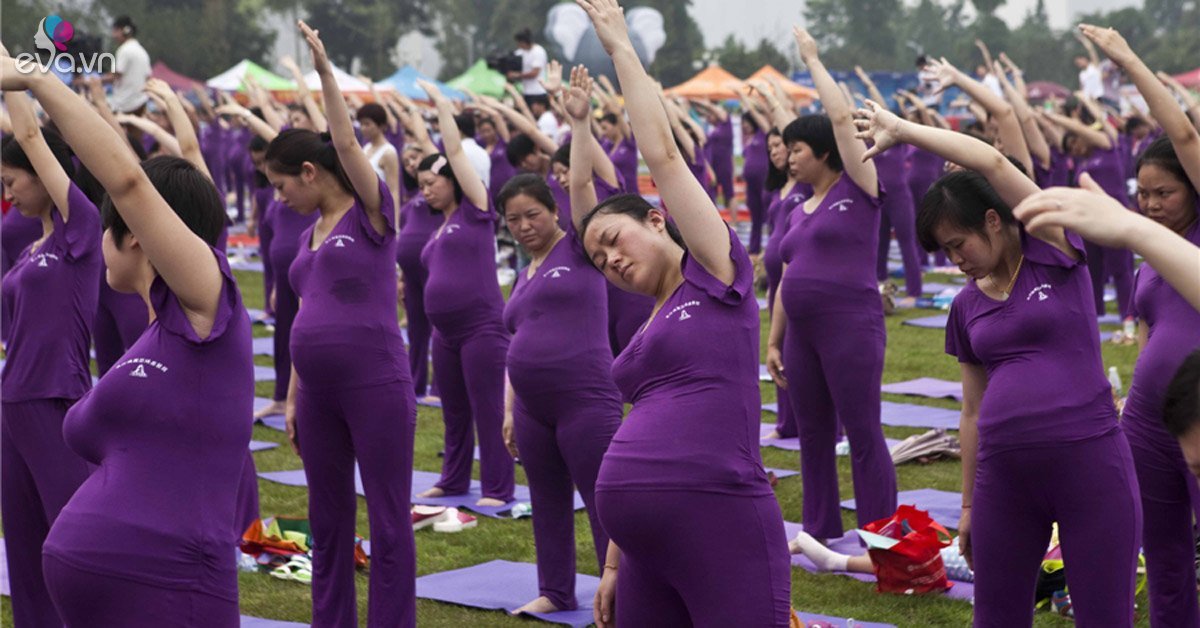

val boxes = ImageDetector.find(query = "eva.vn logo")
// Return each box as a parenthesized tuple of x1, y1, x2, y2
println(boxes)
(13, 15, 115, 75)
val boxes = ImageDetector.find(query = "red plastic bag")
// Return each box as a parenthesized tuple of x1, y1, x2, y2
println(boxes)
(860, 504, 953, 595)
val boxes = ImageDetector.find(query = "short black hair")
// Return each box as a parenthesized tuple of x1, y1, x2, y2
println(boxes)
(527, 94, 550, 111)
(112, 15, 137, 36)
(581, 193, 685, 256)
(265, 129, 354, 195)
(1164, 350, 1200, 438)
(915, 55, 930, 68)
(782, 114, 843, 172)
(417, 153, 463, 204)
(515, 28, 532, 44)
(454, 113, 476, 139)
(356, 103, 387, 128)
(496, 172, 557, 216)
(102, 156, 224, 249)
(249, 135, 270, 187)
(916, 169, 1016, 252)
(600, 113, 619, 126)
(1125, 117, 1149, 134)
(1, 128, 75, 179)
(765, 128, 787, 192)
(506, 133, 538, 168)
(551, 142, 571, 169)
(1137, 136, 1197, 197)
(742, 112, 760, 133)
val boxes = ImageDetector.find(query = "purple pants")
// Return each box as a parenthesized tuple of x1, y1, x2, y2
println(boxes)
(766, 286, 797, 439)
(44, 554, 237, 627)
(513, 388, 619, 610)
(595, 489, 791, 626)
(712, 152, 735, 209)
(876, 190, 924, 297)
(296, 381, 417, 628)
(234, 452, 260, 540)
(399, 263, 432, 397)
(782, 305, 896, 538)
(744, 172, 767, 254)
(1084, 241, 1134, 318)
(1123, 419, 1200, 627)
(270, 271, 299, 402)
(1, 399, 92, 628)
(430, 320, 514, 502)
(260, 252, 275, 321)
(972, 430, 1141, 627)
(93, 282, 149, 376)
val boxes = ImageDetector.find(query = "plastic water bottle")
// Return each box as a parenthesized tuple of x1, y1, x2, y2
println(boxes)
(510, 502, 533, 519)
(1123, 317, 1136, 339)
(1108, 367, 1123, 397)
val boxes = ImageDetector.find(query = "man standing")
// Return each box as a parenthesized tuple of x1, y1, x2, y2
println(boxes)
(102, 16, 150, 114)
(510, 29, 547, 107)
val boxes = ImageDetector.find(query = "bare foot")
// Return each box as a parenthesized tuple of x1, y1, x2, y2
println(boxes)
(511, 596, 562, 615)
(420, 395, 441, 405)
(763, 429, 781, 440)
(476, 497, 506, 507)
(417, 487, 446, 498)
(253, 400, 286, 419)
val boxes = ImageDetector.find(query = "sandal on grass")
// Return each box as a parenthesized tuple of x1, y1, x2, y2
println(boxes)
(269, 555, 313, 585)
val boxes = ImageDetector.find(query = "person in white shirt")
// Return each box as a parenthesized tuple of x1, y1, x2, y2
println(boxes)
(915, 55, 942, 108)
(510, 29, 547, 106)
(455, 113, 492, 189)
(102, 16, 151, 114)
(1074, 33, 1105, 101)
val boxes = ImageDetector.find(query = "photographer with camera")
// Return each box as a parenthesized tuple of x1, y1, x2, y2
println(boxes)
(510, 29, 548, 106)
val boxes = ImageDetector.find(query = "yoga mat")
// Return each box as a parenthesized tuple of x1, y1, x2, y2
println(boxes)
(257, 469, 584, 519)
(881, 378, 963, 402)
(901, 314, 948, 329)
(240, 617, 309, 628)
(1097, 313, 1122, 325)
(0, 544, 8, 595)
(417, 396, 443, 408)
(415, 560, 597, 627)
(254, 398, 286, 431)
(921, 282, 961, 294)
(245, 308, 275, 326)
(880, 401, 960, 430)
(231, 259, 265, 273)
(253, 365, 276, 382)
(842, 488, 962, 531)
(765, 466, 799, 479)
(796, 612, 896, 628)
(252, 336, 274, 356)
(759, 425, 902, 453)
(781, 522, 972, 606)
(757, 296, 769, 310)
(249, 440, 279, 452)
(759, 364, 774, 382)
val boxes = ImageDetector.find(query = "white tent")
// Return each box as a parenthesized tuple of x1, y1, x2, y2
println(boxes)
(302, 64, 392, 94)
(206, 60, 296, 92)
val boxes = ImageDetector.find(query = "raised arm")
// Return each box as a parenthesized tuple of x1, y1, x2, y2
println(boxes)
(391, 95, 437, 156)
(4, 91, 73, 217)
(1079, 24, 1200, 190)
(994, 62, 1050, 170)
(1076, 92, 1118, 141)
(670, 97, 707, 147)
(3, 57, 223, 330)
(491, 98, 560, 155)
(299, 21, 386, 233)
(796, 27, 877, 195)
(578, 0, 733, 283)
(998, 52, 1028, 98)
(854, 66, 888, 109)
(565, 66, 601, 232)
(1044, 109, 1112, 150)
(1077, 32, 1101, 68)
(751, 80, 796, 129)
(658, 92, 696, 163)
(928, 57, 1032, 175)
(736, 88, 770, 132)
(474, 99, 512, 142)
(214, 103, 280, 143)
(419, 80, 488, 210)
(117, 114, 183, 157)
(281, 54, 328, 133)
(144, 79, 211, 180)
(1158, 72, 1200, 129)
(503, 82, 537, 123)
(245, 76, 286, 131)
(596, 74, 631, 138)
(974, 39, 996, 78)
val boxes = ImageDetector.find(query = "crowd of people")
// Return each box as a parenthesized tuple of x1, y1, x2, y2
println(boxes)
(2, 1, 1200, 626)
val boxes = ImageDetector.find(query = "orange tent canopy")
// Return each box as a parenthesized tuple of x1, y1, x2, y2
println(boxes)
(666, 64, 745, 100)
(746, 65, 817, 104)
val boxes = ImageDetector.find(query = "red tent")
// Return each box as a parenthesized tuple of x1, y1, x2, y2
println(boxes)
(1172, 67, 1200, 89)
(1026, 81, 1071, 101)
(151, 61, 203, 92)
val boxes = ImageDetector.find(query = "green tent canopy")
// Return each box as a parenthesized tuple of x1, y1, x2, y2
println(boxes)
(206, 60, 296, 92)
(447, 60, 508, 99)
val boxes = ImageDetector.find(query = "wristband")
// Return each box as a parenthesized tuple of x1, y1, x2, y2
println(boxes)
(603, 564, 618, 571)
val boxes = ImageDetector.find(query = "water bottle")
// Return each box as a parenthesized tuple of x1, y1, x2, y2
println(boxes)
(1108, 367, 1123, 398)
(510, 502, 533, 519)
(1123, 317, 1136, 339)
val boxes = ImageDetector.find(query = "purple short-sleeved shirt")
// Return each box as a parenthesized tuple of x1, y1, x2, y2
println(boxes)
(397, 194, 442, 274)
(45, 248, 252, 602)
(1123, 219, 1200, 429)
(743, 131, 768, 181)
(605, 136, 640, 196)
(488, 139, 517, 203)
(706, 117, 734, 162)
(420, 196, 506, 327)
(2, 183, 101, 402)
(1077, 144, 1128, 204)
(596, 227, 771, 496)
(262, 199, 317, 287)
(872, 144, 911, 191)
(763, 183, 807, 293)
(289, 179, 408, 391)
(945, 231, 1116, 454)
(2, 208, 43, 276)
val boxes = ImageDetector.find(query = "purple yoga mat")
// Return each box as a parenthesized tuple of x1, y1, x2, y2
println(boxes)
(781, 521, 972, 605)
(253, 365, 276, 382)
(249, 440, 279, 452)
(256, 469, 584, 519)
(254, 398, 286, 432)
(239, 617, 309, 627)
(881, 378, 964, 402)
(880, 401, 960, 430)
(415, 560, 597, 627)
(231, 259, 265, 273)
(252, 336, 274, 356)
(796, 612, 896, 628)
(841, 488, 962, 531)
(922, 281, 961, 294)
(1097, 312, 1122, 325)
(759, 424, 902, 453)
(0, 544, 8, 596)
(759, 364, 774, 382)
(901, 314, 949, 329)
(757, 296, 769, 310)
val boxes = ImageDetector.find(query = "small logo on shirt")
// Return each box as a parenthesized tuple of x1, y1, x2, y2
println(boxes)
(543, 266, 571, 279)
(115, 357, 169, 379)
(325, 235, 356, 248)
(1026, 284, 1052, 302)
(829, 199, 854, 212)
(32, 252, 59, 268)
(443, 224, 461, 235)
(665, 300, 701, 321)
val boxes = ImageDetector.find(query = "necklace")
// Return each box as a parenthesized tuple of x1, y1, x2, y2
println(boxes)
(989, 254, 1024, 300)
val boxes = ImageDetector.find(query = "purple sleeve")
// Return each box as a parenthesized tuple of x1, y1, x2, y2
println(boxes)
(945, 295, 981, 364)
(352, 177, 397, 246)
(459, 195, 497, 226)
(680, 225, 753, 306)
(1022, 228, 1086, 270)
(59, 182, 101, 261)
(149, 246, 245, 345)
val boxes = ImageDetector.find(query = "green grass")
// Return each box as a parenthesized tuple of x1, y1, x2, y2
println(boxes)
(0, 269, 1146, 627)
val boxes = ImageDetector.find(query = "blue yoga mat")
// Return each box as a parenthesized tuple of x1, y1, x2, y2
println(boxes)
(252, 336, 274, 356)
(239, 617, 308, 627)
(781, 521, 972, 605)
(257, 468, 584, 519)
(842, 488, 962, 530)
(231, 259, 265, 273)
(759, 424, 902, 453)
(761, 401, 961, 430)
(249, 440, 279, 452)
(416, 560, 597, 627)
(902, 314, 949, 329)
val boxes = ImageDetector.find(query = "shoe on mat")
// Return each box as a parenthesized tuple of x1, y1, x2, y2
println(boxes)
(433, 508, 478, 533)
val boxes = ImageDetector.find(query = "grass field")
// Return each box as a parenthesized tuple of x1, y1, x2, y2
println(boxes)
(1, 265, 1148, 627)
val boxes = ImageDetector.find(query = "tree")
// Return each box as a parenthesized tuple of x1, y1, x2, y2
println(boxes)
(712, 35, 790, 78)
(296, 0, 434, 78)
(804, 0, 903, 69)
(637, 0, 705, 87)
(430, 0, 492, 80)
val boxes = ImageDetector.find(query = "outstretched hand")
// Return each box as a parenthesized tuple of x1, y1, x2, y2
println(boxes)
(563, 65, 594, 123)
(925, 57, 959, 94)
(853, 99, 905, 160)
(793, 27, 819, 63)
(1078, 24, 1136, 66)
(540, 59, 564, 94)
(1011, 172, 1137, 247)
(575, 0, 632, 56)
(297, 21, 331, 76)
(416, 79, 446, 103)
